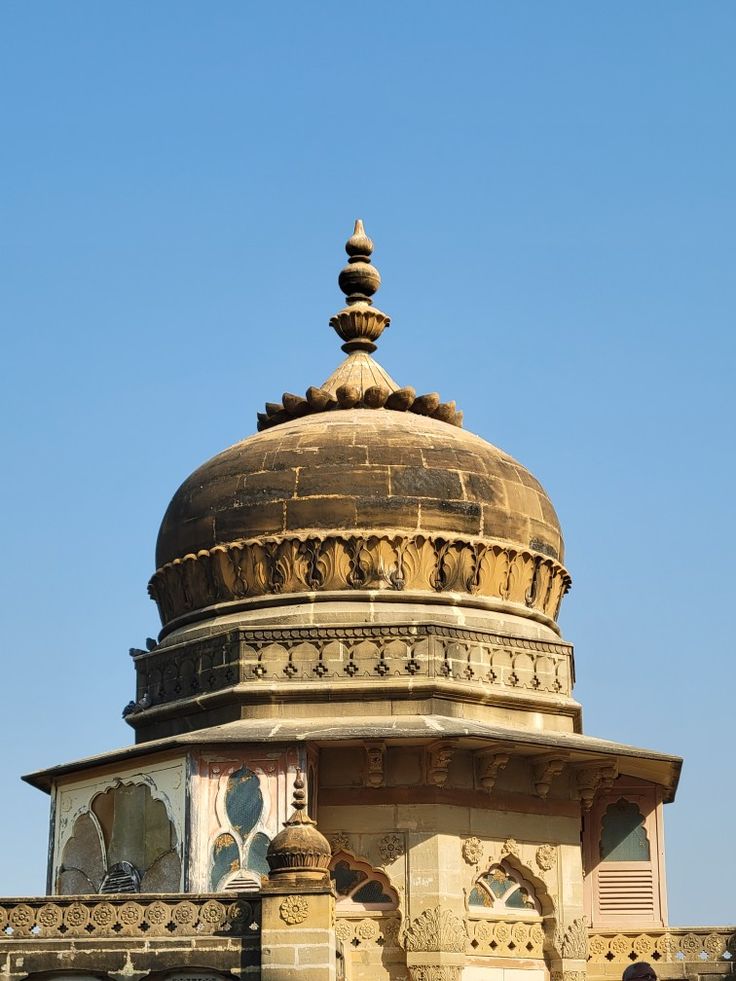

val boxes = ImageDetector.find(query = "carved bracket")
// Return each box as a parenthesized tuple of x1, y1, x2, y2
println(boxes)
(475, 750, 510, 793)
(426, 742, 455, 788)
(364, 741, 386, 788)
(532, 754, 567, 799)
(575, 763, 618, 811)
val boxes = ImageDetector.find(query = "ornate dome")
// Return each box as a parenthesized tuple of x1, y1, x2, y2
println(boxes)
(149, 222, 570, 635)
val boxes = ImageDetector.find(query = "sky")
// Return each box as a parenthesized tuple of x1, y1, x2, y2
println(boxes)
(1, 2, 734, 925)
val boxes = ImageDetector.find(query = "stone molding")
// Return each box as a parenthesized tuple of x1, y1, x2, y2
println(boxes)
(148, 532, 571, 628)
(588, 928, 736, 964)
(132, 621, 574, 718)
(0, 895, 259, 940)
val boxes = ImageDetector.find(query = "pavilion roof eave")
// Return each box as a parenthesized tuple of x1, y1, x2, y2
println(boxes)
(22, 715, 682, 801)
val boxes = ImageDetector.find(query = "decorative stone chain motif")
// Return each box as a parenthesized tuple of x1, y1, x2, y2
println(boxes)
(469, 919, 545, 958)
(134, 622, 573, 714)
(588, 928, 736, 964)
(149, 533, 570, 628)
(0, 896, 259, 940)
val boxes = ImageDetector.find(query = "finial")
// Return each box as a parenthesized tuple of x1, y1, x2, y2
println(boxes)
(284, 768, 315, 826)
(330, 219, 390, 353)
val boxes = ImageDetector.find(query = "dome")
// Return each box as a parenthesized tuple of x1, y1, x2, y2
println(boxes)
(148, 222, 570, 635)
(156, 410, 562, 568)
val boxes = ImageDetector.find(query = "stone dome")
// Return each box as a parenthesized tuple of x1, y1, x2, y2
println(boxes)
(148, 222, 570, 635)
(156, 409, 562, 567)
(150, 408, 569, 633)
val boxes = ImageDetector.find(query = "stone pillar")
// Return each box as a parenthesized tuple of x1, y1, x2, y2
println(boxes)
(261, 880, 336, 981)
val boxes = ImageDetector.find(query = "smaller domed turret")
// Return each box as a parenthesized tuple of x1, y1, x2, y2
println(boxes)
(266, 770, 331, 882)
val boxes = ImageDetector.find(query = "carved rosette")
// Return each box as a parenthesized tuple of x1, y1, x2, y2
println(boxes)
(461, 837, 483, 866)
(279, 895, 309, 925)
(329, 832, 352, 854)
(379, 833, 405, 864)
(149, 532, 571, 628)
(535, 843, 557, 872)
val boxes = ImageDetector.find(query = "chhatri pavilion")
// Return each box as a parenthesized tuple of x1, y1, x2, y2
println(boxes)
(1, 223, 733, 981)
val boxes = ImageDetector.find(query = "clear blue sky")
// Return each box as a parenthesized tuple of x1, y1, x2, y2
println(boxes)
(1, 2, 733, 924)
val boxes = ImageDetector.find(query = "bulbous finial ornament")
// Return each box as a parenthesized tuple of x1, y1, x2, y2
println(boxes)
(265, 768, 331, 881)
(338, 218, 382, 301)
(345, 218, 374, 257)
(330, 219, 390, 353)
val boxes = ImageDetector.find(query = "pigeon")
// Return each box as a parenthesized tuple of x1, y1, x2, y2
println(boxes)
(145, 637, 157, 651)
(137, 691, 152, 709)
(122, 701, 137, 718)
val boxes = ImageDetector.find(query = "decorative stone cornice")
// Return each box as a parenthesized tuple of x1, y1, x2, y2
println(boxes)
(148, 531, 571, 628)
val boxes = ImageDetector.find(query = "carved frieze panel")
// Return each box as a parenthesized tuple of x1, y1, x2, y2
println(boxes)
(149, 532, 571, 627)
(0, 895, 260, 939)
(132, 622, 574, 716)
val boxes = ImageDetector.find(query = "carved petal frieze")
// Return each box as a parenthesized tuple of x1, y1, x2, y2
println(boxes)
(149, 533, 571, 628)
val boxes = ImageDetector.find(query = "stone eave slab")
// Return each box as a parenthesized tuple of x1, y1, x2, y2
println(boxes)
(23, 715, 681, 800)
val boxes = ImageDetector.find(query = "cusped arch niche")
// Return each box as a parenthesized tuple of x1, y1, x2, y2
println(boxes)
(57, 781, 181, 895)
(467, 858, 557, 962)
(469, 862, 542, 916)
(331, 852, 399, 911)
(210, 765, 271, 892)
(331, 852, 402, 960)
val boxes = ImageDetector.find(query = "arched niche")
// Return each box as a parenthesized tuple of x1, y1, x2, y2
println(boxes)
(56, 780, 181, 895)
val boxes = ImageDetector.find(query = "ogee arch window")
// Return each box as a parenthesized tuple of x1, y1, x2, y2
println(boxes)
(600, 798, 650, 862)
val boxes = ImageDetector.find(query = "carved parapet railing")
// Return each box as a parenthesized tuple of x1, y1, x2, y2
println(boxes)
(468, 918, 545, 958)
(0, 894, 261, 941)
(335, 913, 402, 950)
(148, 532, 571, 630)
(131, 622, 574, 718)
(588, 927, 736, 966)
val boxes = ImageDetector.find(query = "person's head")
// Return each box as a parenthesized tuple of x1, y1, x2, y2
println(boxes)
(622, 962, 657, 981)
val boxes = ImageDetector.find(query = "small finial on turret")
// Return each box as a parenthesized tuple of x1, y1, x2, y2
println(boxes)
(331, 219, 390, 353)
(290, 768, 310, 822)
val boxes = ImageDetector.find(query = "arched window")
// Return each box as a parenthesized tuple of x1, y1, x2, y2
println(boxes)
(330, 853, 398, 911)
(468, 863, 541, 916)
(600, 798, 650, 861)
(210, 765, 271, 891)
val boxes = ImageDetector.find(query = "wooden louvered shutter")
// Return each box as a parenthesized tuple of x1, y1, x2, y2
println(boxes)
(585, 783, 667, 929)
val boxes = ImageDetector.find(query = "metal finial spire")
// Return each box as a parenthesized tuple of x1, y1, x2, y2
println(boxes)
(330, 219, 390, 353)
